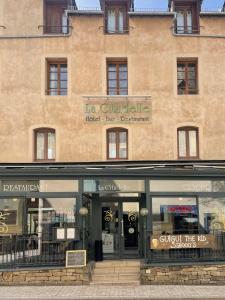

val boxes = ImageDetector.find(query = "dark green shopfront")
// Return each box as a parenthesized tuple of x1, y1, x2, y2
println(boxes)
(1, 161, 225, 270)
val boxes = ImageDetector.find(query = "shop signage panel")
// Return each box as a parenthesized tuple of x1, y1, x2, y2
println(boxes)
(151, 234, 215, 249)
(1, 180, 40, 192)
(84, 179, 145, 192)
(160, 205, 198, 215)
(150, 180, 212, 192)
(102, 232, 114, 253)
(84, 99, 151, 124)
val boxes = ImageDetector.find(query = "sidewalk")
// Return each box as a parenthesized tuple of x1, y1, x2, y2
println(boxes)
(0, 285, 225, 300)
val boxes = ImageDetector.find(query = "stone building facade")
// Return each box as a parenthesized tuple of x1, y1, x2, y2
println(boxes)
(1, 0, 225, 285)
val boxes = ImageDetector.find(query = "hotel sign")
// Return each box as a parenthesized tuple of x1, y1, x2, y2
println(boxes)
(151, 234, 215, 250)
(84, 99, 151, 124)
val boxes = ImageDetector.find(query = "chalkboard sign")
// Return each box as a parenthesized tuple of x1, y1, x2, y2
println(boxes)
(66, 250, 86, 268)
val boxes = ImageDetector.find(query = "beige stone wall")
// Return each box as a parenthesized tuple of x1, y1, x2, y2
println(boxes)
(0, 267, 89, 285)
(1, 1, 225, 162)
(142, 264, 225, 285)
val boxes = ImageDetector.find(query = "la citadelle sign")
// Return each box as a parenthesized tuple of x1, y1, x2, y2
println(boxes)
(84, 98, 152, 124)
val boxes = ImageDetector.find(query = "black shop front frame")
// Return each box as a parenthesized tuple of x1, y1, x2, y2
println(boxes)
(0, 161, 225, 269)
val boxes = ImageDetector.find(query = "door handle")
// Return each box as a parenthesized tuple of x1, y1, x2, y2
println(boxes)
(121, 219, 124, 237)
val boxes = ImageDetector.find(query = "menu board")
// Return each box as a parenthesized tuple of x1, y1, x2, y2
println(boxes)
(66, 250, 86, 268)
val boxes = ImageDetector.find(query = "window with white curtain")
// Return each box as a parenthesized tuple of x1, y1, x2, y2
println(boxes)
(177, 127, 199, 159)
(106, 5, 127, 34)
(34, 128, 56, 161)
(175, 4, 199, 34)
(107, 128, 128, 160)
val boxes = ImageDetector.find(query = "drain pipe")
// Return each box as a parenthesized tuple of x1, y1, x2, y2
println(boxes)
(0, 25, 73, 40)
(0, 13, 73, 39)
(0, 26, 73, 39)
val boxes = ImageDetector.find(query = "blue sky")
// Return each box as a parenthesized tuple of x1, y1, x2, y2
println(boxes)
(75, 0, 225, 10)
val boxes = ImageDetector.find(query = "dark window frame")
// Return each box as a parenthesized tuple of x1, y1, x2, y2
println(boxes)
(44, 0, 69, 34)
(107, 60, 128, 95)
(106, 127, 128, 160)
(175, 1, 200, 34)
(34, 128, 56, 162)
(46, 60, 67, 96)
(104, 2, 128, 34)
(177, 59, 198, 95)
(177, 126, 199, 159)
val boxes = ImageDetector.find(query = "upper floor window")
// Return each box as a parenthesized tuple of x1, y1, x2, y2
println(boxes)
(46, 60, 67, 96)
(177, 59, 198, 95)
(107, 60, 128, 95)
(174, 1, 200, 34)
(107, 128, 128, 160)
(105, 3, 128, 33)
(34, 128, 56, 161)
(177, 127, 199, 159)
(44, 0, 69, 34)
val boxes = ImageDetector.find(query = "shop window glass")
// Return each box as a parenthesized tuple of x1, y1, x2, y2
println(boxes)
(152, 197, 198, 235)
(0, 198, 24, 235)
(199, 198, 225, 234)
(0, 197, 77, 238)
(34, 128, 56, 161)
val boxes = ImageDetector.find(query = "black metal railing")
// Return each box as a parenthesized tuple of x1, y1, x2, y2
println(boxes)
(38, 25, 73, 35)
(175, 26, 200, 34)
(0, 235, 77, 269)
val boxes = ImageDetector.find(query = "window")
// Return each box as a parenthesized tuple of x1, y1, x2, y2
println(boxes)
(107, 61, 128, 95)
(177, 127, 199, 159)
(177, 60, 198, 95)
(152, 197, 198, 235)
(107, 128, 128, 160)
(44, 0, 69, 34)
(105, 4, 128, 33)
(34, 128, 56, 161)
(47, 60, 67, 95)
(175, 3, 199, 34)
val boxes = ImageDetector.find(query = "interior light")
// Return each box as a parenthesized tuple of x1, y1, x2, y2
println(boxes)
(31, 198, 36, 202)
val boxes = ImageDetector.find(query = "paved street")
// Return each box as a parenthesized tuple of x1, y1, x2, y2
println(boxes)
(0, 285, 225, 300)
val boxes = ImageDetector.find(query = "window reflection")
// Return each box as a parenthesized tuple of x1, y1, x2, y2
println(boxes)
(199, 198, 225, 233)
(0, 198, 77, 240)
(152, 197, 198, 235)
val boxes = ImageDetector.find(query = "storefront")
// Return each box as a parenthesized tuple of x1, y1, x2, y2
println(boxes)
(1, 161, 225, 269)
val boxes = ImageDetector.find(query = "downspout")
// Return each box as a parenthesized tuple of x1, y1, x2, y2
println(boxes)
(0, 12, 73, 40)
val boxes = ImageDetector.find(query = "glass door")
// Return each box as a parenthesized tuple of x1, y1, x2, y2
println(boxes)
(101, 201, 140, 259)
(122, 202, 139, 257)
(102, 202, 120, 258)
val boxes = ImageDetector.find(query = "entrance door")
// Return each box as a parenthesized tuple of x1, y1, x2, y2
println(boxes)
(101, 201, 139, 259)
